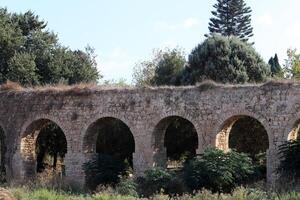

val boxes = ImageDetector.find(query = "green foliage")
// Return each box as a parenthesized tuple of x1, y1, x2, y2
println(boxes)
(268, 54, 283, 78)
(0, 8, 100, 86)
(12, 185, 300, 200)
(133, 48, 186, 86)
(183, 147, 254, 193)
(207, 0, 254, 42)
(82, 154, 127, 190)
(115, 179, 138, 197)
(183, 34, 270, 84)
(138, 168, 175, 196)
(284, 48, 300, 80)
(277, 138, 300, 179)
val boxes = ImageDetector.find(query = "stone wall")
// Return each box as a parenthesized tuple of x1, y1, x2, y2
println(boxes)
(0, 81, 299, 187)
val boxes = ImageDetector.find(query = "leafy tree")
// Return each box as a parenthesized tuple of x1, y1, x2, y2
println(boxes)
(207, 0, 254, 42)
(133, 48, 186, 86)
(268, 54, 283, 77)
(152, 48, 185, 86)
(183, 147, 254, 193)
(0, 8, 100, 86)
(182, 34, 270, 84)
(6, 52, 39, 85)
(284, 48, 300, 80)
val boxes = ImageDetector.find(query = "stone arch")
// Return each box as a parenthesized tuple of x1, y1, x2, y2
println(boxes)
(152, 115, 199, 168)
(215, 114, 270, 181)
(20, 118, 67, 178)
(213, 110, 273, 149)
(215, 114, 270, 151)
(83, 117, 135, 166)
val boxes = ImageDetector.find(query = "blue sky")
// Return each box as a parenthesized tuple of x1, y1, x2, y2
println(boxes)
(2, 0, 300, 83)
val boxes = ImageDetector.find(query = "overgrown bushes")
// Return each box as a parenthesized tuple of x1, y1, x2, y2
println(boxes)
(277, 138, 300, 188)
(83, 154, 128, 190)
(83, 147, 264, 196)
(183, 147, 254, 193)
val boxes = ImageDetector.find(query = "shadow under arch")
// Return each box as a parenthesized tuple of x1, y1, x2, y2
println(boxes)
(216, 115, 269, 152)
(20, 118, 67, 178)
(83, 117, 135, 166)
(152, 116, 198, 168)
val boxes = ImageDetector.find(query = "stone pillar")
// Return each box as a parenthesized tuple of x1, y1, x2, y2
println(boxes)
(64, 152, 87, 188)
(266, 147, 280, 189)
(133, 134, 158, 176)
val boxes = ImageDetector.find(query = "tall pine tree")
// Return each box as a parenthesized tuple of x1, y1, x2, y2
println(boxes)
(207, 0, 253, 42)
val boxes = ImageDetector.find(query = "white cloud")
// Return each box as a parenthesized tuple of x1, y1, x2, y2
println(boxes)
(183, 17, 199, 29)
(97, 47, 134, 82)
(256, 12, 273, 26)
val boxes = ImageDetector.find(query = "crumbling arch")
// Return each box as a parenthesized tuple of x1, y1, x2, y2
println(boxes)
(83, 117, 135, 166)
(20, 119, 67, 178)
(153, 116, 198, 168)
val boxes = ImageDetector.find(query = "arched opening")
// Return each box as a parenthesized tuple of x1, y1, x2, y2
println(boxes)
(153, 116, 198, 168)
(216, 115, 269, 180)
(0, 126, 6, 183)
(20, 119, 67, 179)
(84, 117, 135, 167)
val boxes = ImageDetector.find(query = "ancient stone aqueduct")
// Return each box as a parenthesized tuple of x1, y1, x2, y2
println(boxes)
(0, 81, 299, 187)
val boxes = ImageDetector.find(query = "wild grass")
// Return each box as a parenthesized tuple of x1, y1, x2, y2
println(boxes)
(1, 79, 300, 93)
(4, 186, 300, 200)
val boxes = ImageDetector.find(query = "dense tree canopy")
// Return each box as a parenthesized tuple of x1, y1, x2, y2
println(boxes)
(0, 8, 100, 86)
(133, 48, 186, 86)
(207, 0, 253, 42)
(182, 34, 270, 84)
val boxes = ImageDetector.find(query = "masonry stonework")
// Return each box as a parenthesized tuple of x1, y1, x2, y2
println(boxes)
(0, 81, 299, 188)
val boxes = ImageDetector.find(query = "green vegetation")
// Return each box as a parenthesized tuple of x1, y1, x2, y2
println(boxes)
(0, 8, 100, 86)
(6, 186, 300, 200)
(183, 34, 270, 84)
(268, 54, 283, 78)
(183, 147, 254, 193)
(133, 48, 186, 86)
(278, 138, 300, 180)
(207, 0, 254, 42)
(83, 154, 129, 190)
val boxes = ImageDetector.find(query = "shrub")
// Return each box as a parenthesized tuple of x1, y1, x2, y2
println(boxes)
(137, 168, 175, 196)
(277, 138, 300, 184)
(183, 147, 254, 193)
(82, 154, 127, 190)
(115, 178, 138, 197)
